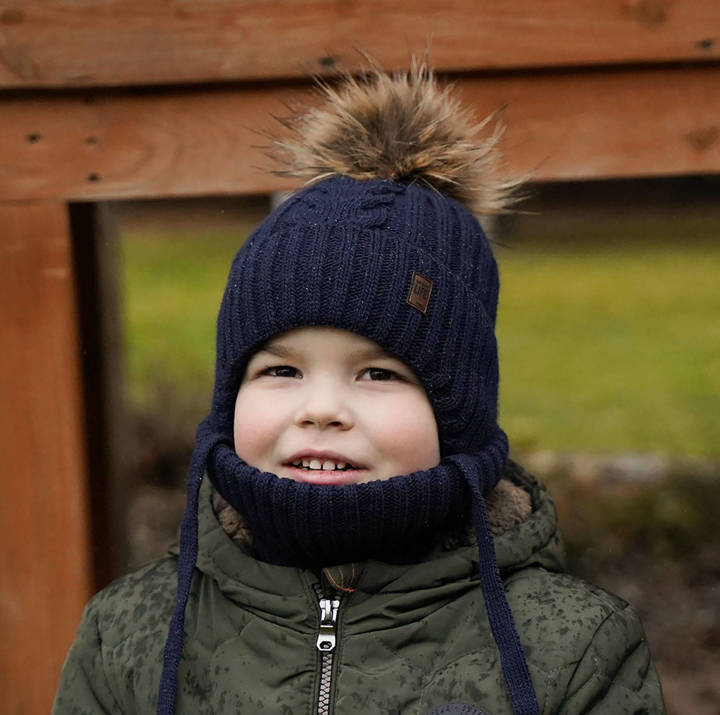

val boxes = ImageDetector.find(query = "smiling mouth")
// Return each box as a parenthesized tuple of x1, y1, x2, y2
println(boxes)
(287, 457, 360, 472)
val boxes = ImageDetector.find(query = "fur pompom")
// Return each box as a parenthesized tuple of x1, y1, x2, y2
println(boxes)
(272, 59, 517, 215)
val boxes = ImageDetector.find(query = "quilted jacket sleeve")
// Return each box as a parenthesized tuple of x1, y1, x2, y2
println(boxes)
(558, 603, 665, 714)
(52, 599, 122, 715)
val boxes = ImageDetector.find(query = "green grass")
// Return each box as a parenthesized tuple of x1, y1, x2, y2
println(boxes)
(121, 228, 244, 406)
(120, 217, 720, 457)
(496, 238, 720, 456)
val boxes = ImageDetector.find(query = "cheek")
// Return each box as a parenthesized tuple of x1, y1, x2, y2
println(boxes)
(233, 388, 281, 462)
(371, 396, 440, 472)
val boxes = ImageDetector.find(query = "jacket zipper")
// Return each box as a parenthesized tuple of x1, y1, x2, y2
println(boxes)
(313, 584, 341, 715)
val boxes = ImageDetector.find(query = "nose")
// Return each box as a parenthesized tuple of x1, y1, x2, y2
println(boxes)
(294, 380, 354, 430)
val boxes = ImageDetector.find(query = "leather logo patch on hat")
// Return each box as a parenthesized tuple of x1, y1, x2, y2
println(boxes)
(406, 271, 433, 314)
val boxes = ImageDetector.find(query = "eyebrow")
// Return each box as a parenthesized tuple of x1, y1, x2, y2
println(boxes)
(347, 346, 395, 361)
(257, 343, 293, 359)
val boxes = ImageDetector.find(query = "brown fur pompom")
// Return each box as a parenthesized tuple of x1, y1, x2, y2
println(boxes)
(272, 59, 517, 216)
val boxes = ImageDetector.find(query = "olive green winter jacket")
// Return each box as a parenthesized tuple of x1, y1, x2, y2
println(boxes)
(53, 464, 665, 714)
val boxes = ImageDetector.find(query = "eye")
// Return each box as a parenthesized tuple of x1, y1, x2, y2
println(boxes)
(360, 367, 400, 382)
(262, 365, 301, 379)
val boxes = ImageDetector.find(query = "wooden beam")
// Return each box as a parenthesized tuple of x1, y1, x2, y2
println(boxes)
(0, 201, 93, 713)
(0, 64, 719, 202)
(0, 1, 718, 88)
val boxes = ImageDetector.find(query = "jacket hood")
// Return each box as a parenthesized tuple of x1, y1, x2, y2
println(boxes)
(492, 461, 566, 574)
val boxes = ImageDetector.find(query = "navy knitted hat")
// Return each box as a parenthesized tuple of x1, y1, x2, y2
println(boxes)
(157, 63, 539, 715)
(211, 174, 502, 454)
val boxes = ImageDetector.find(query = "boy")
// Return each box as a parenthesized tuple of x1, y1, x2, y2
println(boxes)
(54, 64, 665, 714)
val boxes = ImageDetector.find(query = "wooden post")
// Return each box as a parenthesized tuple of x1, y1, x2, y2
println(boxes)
(69, 203, 129, 586)
(0, 201, 93, 713)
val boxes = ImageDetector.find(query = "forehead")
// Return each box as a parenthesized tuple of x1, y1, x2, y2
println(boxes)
(257, 326, 392, 360)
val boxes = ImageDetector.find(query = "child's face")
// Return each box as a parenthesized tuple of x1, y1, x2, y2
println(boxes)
(233, 326, 440, 485)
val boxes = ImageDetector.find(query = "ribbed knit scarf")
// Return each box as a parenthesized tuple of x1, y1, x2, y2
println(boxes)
(157, 417, 539, 715)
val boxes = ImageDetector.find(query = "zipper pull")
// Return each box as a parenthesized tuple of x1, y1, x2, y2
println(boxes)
(316, 596, 341, 652)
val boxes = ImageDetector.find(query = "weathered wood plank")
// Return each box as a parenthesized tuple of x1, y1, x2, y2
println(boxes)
(1, 65, 718, 201)
(0, 1, 718, 88)
(0, 201, 93, 713)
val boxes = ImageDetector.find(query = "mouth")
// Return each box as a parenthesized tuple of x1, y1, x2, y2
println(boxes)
(286, 457, 358, 471)
(281, 453, 369, 484)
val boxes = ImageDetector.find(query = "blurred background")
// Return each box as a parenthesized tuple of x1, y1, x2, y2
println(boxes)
(2, 4, 719, 714)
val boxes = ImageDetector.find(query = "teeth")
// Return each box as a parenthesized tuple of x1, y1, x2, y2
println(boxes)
(291, 458, 353, 471)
